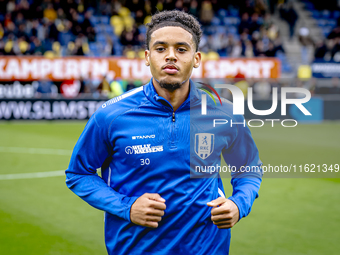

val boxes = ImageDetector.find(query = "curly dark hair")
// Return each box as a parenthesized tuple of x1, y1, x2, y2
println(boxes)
(145, 10, 202, 52)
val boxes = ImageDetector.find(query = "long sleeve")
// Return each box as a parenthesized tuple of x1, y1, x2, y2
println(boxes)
(65, 113, 138, 221)
(222, 115, 263, 220)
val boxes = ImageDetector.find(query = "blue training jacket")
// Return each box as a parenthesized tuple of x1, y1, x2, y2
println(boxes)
(65, 79, 263, 255)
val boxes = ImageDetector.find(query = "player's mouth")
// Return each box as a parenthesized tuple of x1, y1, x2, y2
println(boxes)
(162, 64, 179, 75)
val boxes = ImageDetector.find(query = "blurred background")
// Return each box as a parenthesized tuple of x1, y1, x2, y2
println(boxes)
(0, 0, 339, 254)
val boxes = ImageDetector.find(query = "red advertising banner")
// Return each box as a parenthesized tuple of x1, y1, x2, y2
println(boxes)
(0, 56, 281, 81)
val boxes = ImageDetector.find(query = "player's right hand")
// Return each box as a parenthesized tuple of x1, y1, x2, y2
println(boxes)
(130, 193, 166, 228)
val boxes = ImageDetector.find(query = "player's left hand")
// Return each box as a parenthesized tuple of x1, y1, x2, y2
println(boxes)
(207, 197, 239, 229)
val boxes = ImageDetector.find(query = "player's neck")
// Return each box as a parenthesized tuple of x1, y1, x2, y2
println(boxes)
(152, 79, 190, 112)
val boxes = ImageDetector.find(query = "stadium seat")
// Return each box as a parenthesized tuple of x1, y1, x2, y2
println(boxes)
(138, 25, 147, 35)
(218, 9, 228, 18)
(211, 17, 221, 26)
(229, 8, 239, 17)
(111, 15, 123, 26)
(144, 16, 152, 25)
(333, 11, 340, 19)
(44, 51, 55, 58)
(118, 7, 131, 17)
(100, 16, 110, 25)
(207, 51, 220, 60)
(58, 32, 74, 46)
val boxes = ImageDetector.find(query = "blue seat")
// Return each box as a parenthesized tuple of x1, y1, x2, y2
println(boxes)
(58, 32, 74, 46)
(218, 9, 228, 18)
(95, 25, 103, 33)
(105, 25, 114, 34)
(89, 42, 99, 52)
(211, 17, 221, 26)
(228, 26, 237, 35)
(229, 8, 239, 17)
(304, 2, 315, 10)
(97, 33, 107, 43)
(333, 11, 340, 19)
(216, 26, 227, 34)
(100, 16, 109, 25)
(311, 10, 320, 19)
(90, 16, 100, 25)
(316, 19, 328, 27)
(138, 25, 147, 34)
(321, 10, 331, 19)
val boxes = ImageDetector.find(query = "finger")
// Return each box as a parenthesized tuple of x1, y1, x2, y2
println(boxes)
(146, 209, 165, 217)
(145, 221, 159, 228)
(146, 216, 162, 222)
(217, 224, 233, 229)
(213, 220, 232, 226)
(149, 201, 166, 210)
(145, 193, 166, 203)
(211, 214, 232, 222)
(207, 197, 227, 207)
(211, 205, 231, 216)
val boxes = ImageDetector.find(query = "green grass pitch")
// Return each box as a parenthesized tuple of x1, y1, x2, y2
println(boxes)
(0, 121, 339, 255)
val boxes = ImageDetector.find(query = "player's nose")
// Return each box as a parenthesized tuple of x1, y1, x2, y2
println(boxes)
(165, 47, 177, 63)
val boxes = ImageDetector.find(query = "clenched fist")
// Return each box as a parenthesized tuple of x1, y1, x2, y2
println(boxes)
(207, 197, 239, 229)
(130, 193, 166, 228)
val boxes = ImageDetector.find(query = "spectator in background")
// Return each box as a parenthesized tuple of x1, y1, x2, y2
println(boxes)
(31, 37, 45, 55)
(265, 41, 276, 57)
(231, 41, 242, 57)
(189, 0, 199, 18)
(254, 0, 267, 16)
(126, 80, 136, 91)
(44, 3, 57, 22)
(200, 0, 214, 25)
(279, 1, 298, 39)
(82, 10, 96, 42)
(298, 27, 314, 64)
(244, 40, 254, 57)
(248, 13, 261, 35)
(120, 27, 139, 47)
(35, 79, 57, 97)
(314, 40, 328, 60)
(71, 37, 85, 56)
(254, 40, 266, 56)
(238, 12, 250, 34)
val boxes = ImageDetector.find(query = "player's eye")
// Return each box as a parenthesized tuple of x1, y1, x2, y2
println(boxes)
(156, 47, 165, 52)
(178, 48, 187, 52)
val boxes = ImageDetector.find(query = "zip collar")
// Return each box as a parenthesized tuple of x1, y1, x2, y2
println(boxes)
(143, 78, 201, 111)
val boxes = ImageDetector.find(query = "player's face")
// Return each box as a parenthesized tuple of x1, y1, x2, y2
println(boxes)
(145, 26, 201, 89)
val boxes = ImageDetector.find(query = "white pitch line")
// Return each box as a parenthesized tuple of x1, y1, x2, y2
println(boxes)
(0, 147, 72, 156)
(0, 170, 65, 180)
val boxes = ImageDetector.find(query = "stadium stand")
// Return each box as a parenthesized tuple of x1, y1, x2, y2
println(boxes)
(0, 0, 287, 62)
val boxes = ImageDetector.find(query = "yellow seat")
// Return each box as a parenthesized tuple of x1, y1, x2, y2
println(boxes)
(114, 24, 124, 36)
(52, 41, 61, 54)
(82, 42, 90, 54)
(111, 15, 123, 27)
(68, 42, 75, 52)
(19, 40, 29, 53)
(123, 16, 135, 31)
(138, 50, 145, 59)
(44, 51, 55, 58)
(144, 16, 152, 25)
(4, 41, 13, 53)
(207, 51, 220, 60)
(126, 50, 136, 59)
(118, 7, 131, 17)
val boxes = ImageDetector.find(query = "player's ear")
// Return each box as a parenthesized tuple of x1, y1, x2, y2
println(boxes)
(145, 50, 150, 66)
(194, 51, 201, 68)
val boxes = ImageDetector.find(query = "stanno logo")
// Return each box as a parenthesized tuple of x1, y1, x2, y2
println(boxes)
(132, 135, 156, 140)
